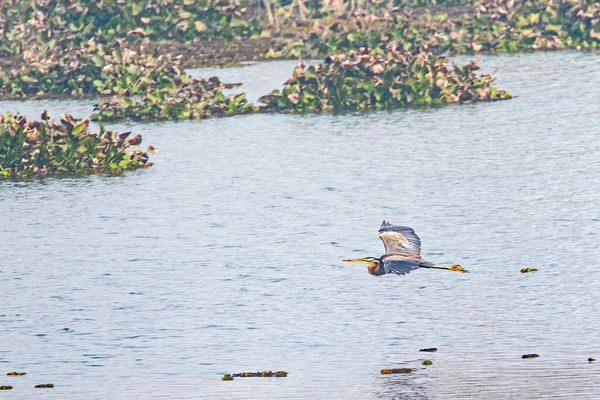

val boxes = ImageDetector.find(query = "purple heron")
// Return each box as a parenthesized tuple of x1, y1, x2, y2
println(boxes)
(343, 221, 468, 276)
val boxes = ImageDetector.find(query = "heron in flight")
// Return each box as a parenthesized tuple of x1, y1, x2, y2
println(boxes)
(343, 221, 468, 276)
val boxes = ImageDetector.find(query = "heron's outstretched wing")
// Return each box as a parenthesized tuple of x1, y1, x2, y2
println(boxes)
(378, 221, 421, 256)
(382, 255, 421, 276)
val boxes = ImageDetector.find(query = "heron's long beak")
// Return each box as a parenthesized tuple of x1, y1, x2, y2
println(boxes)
(342, 258, 368, 263)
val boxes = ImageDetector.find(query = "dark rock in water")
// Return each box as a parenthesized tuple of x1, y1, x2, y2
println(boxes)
(35, 383, 54, 388)
(419, 348, 438, 352)
(0, 386, 13, 390)
(522, 354, 540, 359)
(381, 368, 412, 374)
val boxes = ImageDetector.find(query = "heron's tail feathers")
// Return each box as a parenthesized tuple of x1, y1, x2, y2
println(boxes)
(431, 264, 468, 273)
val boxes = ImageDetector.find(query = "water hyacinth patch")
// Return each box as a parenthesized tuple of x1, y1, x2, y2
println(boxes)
(267, 0, 600, 60)
(259, 44, 511, 113)
(92, 76, 256, 122)
(0, 0, 261, 57)
(0, 111, 154, 179)
(0, 39, 256, 122)
(470, 0, 600, 52)
(0, 39, 224, 99)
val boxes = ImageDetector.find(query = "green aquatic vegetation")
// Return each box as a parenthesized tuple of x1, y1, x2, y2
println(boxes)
(268, 0, 600, 59)
(469, 0, 600, 52)
(222, 371, 288, 380)
(0, 112, 154, 179)
(92, 76, 256, 122)
(393, 0, 478, 5)
(259, 45, 511, 113)
(0, 0, 262, 57)
(0, 386, 13, 390)
(0, 39, 255, 122)
(0, 39, 196, 99)
(422, 360, 433, 365)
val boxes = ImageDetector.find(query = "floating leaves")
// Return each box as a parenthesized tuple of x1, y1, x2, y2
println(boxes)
(521, 268, 538, 273)
(34, 383, 54, 388)
(0, 111, 154, 179)
(6, 372, 26, 376)
(222, 371, 288, 380)
(381, 368, 413, 374)
(236, 371, 288, 377)
(259, 45, 511, 113)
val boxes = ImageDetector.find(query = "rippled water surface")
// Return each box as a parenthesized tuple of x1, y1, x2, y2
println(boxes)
(1, 52, 600, 399)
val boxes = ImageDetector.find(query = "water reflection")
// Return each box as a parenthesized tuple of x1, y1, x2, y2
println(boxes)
(377, 371, 430, 400)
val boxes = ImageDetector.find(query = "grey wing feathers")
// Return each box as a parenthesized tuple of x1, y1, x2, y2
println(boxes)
(378, 220, 421, 256)
(382, 256, 421, 276)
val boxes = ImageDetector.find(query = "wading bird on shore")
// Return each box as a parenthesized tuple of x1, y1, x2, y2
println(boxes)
(343, 221, 468, 277)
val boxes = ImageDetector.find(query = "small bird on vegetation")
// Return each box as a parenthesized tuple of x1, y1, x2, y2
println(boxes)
(343, 221, 467, 276)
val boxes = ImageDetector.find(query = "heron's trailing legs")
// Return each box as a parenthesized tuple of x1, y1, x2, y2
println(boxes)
(423, 264, 468, 273)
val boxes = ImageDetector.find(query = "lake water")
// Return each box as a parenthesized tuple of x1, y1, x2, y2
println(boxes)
(1, 52, 599, 399)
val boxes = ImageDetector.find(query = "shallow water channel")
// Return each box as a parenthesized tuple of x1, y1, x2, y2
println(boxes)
(1, 52, 600, 399)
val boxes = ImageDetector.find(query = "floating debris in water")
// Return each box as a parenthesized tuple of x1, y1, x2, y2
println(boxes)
(521, 268, 538, 273)
(235, 371, 287, 377)
(422, 360, 433, 365)
(419, 348, 438, 352)
(381, 368, 412, 374)
(589, 358, 596, 362)
(35, 383, 54, 388)
(0, 386, 13, 390)
(223, 371, 288, 380)
(522, 354, 540, 359)
(6, 372, 26, 375)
